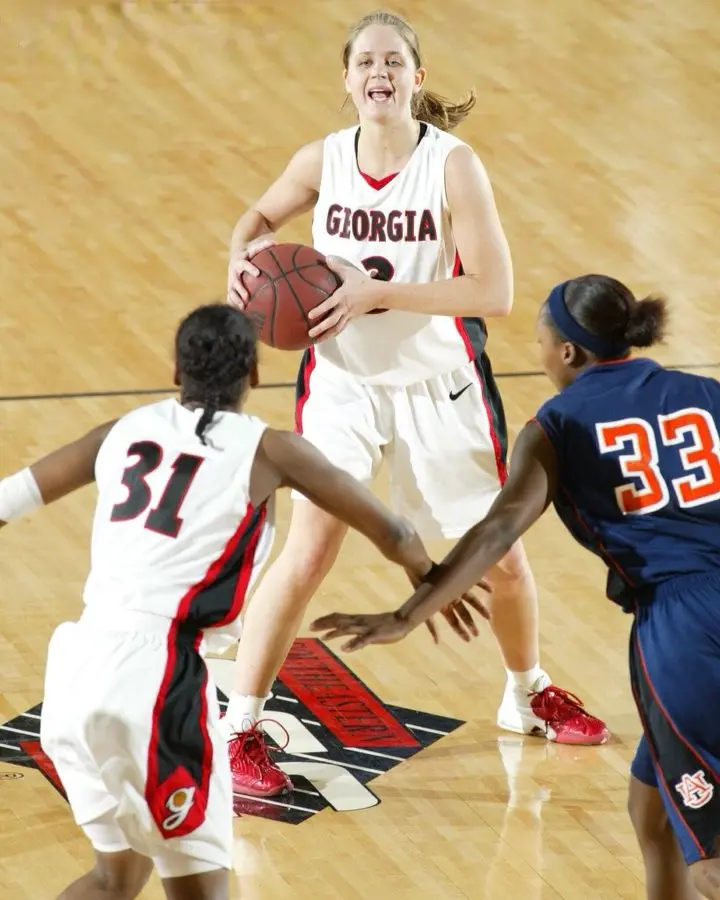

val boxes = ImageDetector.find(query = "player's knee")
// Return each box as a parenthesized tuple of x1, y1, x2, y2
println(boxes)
(692, 858, 720, 898)
(281, 506, 346, 590)
(488, 540, 532, 589)
(276, 534, 338, 592)
(83, 851, 153, 900)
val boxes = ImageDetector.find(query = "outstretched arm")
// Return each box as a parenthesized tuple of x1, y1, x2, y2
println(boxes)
(312, 421, 557, 650)
(249, 428, 432, 576)
(0, 421, 117, 530)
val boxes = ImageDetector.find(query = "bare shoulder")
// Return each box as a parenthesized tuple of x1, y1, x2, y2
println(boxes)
(445, 143, 492, 194)
(286, 139, 325, 190)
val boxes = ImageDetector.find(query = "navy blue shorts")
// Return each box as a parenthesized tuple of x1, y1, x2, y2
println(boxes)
(629, 572, 720, 865)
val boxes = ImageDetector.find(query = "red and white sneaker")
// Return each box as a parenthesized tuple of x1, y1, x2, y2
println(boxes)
(497, 678, 610, 745)
(228, 722, 293, 797)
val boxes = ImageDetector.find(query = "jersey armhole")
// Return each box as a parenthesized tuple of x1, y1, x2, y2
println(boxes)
(232, 420, 270, 510)
(93, 417, 125, 484)
(530, 416, 557, 452)
(441, 139, 472, 211)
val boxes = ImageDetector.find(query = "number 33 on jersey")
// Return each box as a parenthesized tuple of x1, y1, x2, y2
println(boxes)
(597, 408, 720, 514)
(534, 358, 720, 600)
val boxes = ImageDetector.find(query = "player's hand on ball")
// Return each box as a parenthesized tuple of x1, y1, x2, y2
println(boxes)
(227, 234, 278, 308)
(307, 256, 384, 341)
(310, 611, 412, 652)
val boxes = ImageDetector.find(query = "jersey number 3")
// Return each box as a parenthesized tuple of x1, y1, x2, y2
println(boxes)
(110, 441, 204, 538)
(596, 408, 720, 514)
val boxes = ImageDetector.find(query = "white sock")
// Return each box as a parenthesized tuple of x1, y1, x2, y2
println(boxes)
(221, 692, 269, 739)
(506, 665, 547, 693)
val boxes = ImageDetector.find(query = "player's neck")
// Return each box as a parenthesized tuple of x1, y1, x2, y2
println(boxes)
(356, 117, 420, 178)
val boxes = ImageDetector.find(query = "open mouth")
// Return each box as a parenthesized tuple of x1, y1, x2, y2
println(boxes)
(367, 87, 393, 103)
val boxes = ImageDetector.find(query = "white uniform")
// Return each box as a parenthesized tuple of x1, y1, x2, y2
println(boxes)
(40, 399, 274, 878)
(298, 123, 508, 539)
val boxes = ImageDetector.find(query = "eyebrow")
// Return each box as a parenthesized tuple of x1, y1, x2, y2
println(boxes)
(355, 49, 405, 56)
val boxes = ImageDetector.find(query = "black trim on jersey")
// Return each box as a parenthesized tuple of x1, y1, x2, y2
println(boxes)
(473, 349, 509, 472)
(294, 348, 316, 434)
(458, 315, 507, 473)
(153, 631, 209, 789)
(181, 503, 268, 633)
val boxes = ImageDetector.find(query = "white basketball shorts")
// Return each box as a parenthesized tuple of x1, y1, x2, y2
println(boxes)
(294, 349, 508, 541)
(40, 608, 233, 879)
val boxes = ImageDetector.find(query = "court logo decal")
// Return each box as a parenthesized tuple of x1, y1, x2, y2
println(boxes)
(0, 638, 464, 825)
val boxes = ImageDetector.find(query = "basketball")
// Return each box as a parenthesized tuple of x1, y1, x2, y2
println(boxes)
(242, 243, 341, 350)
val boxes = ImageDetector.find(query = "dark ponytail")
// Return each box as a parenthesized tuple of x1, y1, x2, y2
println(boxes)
(561, 274, 668, 360)
(623, 296, 667, 348)
(175, 305, 258, 445)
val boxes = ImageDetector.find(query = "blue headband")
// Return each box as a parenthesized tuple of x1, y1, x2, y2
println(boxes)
(546, 281, 629, 358)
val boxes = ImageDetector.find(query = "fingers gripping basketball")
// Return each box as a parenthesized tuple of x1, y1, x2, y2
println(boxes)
(242, 244, 340, 350)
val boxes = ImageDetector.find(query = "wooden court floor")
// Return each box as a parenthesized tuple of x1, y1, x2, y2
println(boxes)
(1, 1, 719, 897)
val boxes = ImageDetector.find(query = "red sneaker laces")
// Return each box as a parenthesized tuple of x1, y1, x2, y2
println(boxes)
(229, 719, 290, 773)
(530, 685, 589, 723)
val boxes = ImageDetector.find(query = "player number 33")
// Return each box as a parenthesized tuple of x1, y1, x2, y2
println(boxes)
(596, 408, 720, 514)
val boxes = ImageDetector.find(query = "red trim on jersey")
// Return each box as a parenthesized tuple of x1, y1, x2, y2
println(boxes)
(451, 252, 475, 362)
(594, 356, 635, 366)
(454, 315, 506, 484)
(451, 250, 463, 278)
(144, 503, 266, 839)
(295, 347, 316, 434)
(359, 170, 399, 191)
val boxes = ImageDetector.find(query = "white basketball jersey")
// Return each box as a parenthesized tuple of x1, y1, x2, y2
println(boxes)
(83, 398, 274, 649)
(312, 123, 484, 386)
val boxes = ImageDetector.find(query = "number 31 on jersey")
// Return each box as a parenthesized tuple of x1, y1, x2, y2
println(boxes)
(596, 408, 720, 514)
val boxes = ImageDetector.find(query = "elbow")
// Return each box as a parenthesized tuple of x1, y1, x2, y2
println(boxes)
(385, 518, 425, 568)
(493, 294, 513, 318)
(491, 275, 514, 317)
(468, 274, 513, 317)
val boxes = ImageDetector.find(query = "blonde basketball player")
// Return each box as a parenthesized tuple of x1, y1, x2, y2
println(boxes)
(226, 10, 609, 797)
(0, 305, 466, 900)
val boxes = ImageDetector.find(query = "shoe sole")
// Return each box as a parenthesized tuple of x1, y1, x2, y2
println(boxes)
(497, 717, 611, 745)
(231, 782, 293, 798)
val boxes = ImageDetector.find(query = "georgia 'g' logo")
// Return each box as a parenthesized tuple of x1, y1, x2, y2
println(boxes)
(162, 786, 197, 831)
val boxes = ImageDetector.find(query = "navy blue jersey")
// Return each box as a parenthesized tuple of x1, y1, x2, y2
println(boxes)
(535, 358, 720, 608)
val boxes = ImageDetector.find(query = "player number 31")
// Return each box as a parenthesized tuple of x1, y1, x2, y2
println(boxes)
(596, 408, 720, 514)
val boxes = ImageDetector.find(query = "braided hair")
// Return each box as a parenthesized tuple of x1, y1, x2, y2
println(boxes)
(175, 304, 258, 445)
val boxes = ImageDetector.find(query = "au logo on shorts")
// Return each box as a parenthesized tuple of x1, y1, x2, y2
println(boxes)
(0, 638, 464, 825)
(675, 770, 715, 810)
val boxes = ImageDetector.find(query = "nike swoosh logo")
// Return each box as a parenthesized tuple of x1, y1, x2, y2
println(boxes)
(449, 383, 473, 401)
